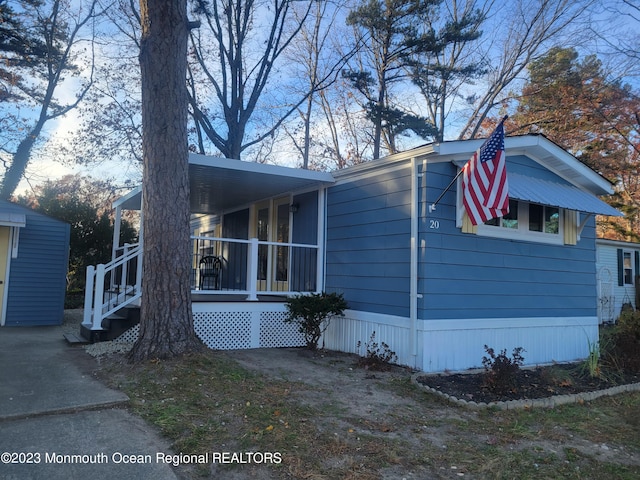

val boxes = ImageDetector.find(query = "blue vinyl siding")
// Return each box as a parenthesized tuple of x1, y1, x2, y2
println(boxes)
(420, 160, 598, 321)
(325, 153, 600, 322)
(221, 208, 249, 290)
(325, 166, 412, 317)
(507, 155, 572, 181)
(292, 191, 318, 244)
(291, 191, 319, 291)
(2, 202, 69, 326)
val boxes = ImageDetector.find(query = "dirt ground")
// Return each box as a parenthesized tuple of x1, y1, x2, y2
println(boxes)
(222, 347, 466, 479)
(220, 347, 640, 479)
(66, 310, 639, 479)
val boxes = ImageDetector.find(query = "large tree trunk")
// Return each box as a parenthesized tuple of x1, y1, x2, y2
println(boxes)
(1, 124, 41, 199)
(129, 0, 200, 362)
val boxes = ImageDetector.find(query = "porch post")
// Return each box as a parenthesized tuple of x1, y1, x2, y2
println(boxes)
(112, 204, 122, 263)
(247, 237, 259, 301)
(92, 263, 106, 330)
(316, 187, 326, 293)
(82, 265, 95, 327)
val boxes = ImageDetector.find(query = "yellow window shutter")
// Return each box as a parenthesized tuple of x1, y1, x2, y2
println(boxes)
(461, 210, 478, 234)
(564, 210, 577, 245)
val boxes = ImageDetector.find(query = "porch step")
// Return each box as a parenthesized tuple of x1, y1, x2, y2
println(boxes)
(79, 323, 108, 343)
(80, 305, 140, 343)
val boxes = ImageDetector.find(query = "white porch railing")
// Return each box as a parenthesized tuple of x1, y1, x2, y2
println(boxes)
(82, 243, 142, 332)
(191, 236, 320, 300)
(83, 237, 320, 332)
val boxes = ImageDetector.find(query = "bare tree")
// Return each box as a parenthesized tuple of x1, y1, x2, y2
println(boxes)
(457, 0, 595, 140)
(129, 0, 200, 362)
(0, 0, 102, 198)
(187, 0, 326, 160)
(283, 0, 355, 169)
(589, 0, 640, 79)
(59, 0, 144, 171)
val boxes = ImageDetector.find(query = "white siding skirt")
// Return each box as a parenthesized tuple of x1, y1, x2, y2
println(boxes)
(118, 305, 597, 373)
(192, 302, 305, 350)
(322, 310, 599, 373)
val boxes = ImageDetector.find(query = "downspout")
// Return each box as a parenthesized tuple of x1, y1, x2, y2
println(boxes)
(410, 157, 420, 368)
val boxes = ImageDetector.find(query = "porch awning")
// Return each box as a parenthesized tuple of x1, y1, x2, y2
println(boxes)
(114, 154, 335, 214)
(508, 173, 622, 217)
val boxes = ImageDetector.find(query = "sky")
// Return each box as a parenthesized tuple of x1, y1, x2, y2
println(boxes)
(9, 0, 640, 198)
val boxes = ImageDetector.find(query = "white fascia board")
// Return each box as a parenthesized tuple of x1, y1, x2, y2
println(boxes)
(189, 153, 335, 185)
(596, 238, 640, 248)
(433, 135, 614, 196)
(0, 213, 26, 227)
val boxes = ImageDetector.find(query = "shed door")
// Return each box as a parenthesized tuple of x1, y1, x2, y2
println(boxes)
(0, 227, 10, 326)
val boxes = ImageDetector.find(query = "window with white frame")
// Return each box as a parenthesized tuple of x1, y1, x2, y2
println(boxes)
(478, 199, 563, 243)
(623, 251, 633, 285)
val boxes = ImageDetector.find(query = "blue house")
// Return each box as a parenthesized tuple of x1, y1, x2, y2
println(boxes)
(87, 135, 621, 372)
(0, 200, 70, 327)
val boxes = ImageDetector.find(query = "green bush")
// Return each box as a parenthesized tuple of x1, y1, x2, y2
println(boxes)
(284, 292, 348, 350)
(65, 289, 85, 309)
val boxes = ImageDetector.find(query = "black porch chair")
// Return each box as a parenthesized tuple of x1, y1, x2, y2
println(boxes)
(199, 255, 222, 290)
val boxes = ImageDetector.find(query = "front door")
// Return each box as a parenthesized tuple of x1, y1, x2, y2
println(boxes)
(0, 227, 10, 325)
(256, 202, 270, 291)
(272, 197, 290, 292)
(253, 197, 291, 292)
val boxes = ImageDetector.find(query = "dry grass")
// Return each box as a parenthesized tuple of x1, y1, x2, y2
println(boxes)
(97, 348, 640, 479)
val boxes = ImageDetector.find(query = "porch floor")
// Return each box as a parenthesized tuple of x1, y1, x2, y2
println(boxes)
(190, 293, 288, 303)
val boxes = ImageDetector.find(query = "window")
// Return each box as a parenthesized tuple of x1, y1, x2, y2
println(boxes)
(528, 204, 559, 234)
(485, 200, 519, 229)
(623, 251, 633, 285)
(478, 200, 563, 244)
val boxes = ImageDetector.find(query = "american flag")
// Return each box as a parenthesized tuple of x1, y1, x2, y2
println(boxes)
(462, 121, 509, 226)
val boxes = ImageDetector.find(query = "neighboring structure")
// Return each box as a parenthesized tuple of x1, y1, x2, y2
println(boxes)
(596, 239, 640, 323)
(87, 135, 622, 372)
(0, 200, 70, 327)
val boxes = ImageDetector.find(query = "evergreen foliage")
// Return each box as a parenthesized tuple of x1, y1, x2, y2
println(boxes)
(284, 292, 348, 350)
(16, 176, 137, 291)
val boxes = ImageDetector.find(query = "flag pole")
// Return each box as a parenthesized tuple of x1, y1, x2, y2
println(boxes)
(428, 115, 508, 214)
(428, 169, 464, 213)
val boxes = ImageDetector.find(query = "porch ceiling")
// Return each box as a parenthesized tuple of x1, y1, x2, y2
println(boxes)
(114, 154, 335, 214)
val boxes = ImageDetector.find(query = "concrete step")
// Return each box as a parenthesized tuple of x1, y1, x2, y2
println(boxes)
(63, 332, 90, 345)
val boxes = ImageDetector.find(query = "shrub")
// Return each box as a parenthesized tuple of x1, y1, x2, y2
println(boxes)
(356, 331, 398, 371)
(284, 292, 348, 350)
(481, 345, 525, 395)
(609, 310, 640, 373)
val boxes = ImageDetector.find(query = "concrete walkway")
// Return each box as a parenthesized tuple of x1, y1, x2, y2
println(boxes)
(0, 325, 180, 480)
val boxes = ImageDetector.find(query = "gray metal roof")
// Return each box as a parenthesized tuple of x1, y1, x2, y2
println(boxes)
(114, 154, 335, 214)
(509, 173, 622, 217)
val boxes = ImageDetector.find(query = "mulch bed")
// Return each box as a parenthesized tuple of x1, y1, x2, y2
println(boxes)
(416, 364, 640, 404)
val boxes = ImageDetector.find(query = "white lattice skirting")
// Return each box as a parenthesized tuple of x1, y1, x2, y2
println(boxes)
(116, 302, 305, 350)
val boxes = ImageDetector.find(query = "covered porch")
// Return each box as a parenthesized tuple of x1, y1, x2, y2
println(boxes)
(82, 154, 334, 337)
